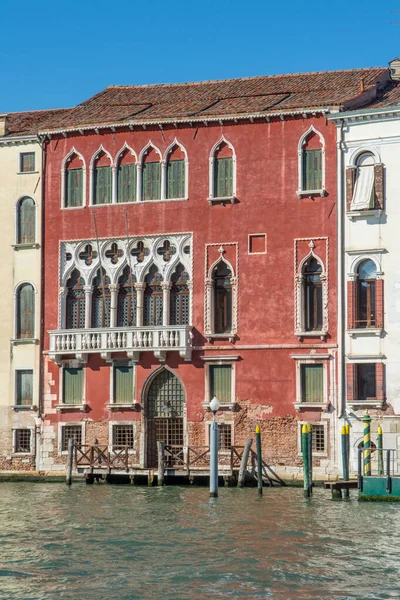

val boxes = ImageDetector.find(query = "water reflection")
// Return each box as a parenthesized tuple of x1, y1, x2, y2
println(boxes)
(0, 484, 400, 599)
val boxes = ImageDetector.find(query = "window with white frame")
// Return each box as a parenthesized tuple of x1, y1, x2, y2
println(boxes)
(19, 152, 35, 173)
(293, 356, 329, 407)
(208, 137, 236, 202)
(208, 364, 233, 404)
(298, 422, 327, 454)
(15, 370, 33, 406)
(16, 197, 35, 244)
(112, 424, 135, 449)
(297, 127, 325, 197)
(63, 367, 84, 405)
(62, 149, 85, 209)
(15, 282, 35, 339)
(208, 422, 232, 450)
(14, 429, 32, 453)
(113, 364, 134, 404)
(61, 424, 82, 451)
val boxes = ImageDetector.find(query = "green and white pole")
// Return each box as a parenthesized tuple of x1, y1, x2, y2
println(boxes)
(377, 425, 383, 476)
(362, 411, 372, 476)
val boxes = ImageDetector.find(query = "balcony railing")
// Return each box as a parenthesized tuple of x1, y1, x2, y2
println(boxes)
(49, 325, 193, 363)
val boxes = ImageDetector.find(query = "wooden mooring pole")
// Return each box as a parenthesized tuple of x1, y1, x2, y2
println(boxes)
(256, 425, 263, 495)
(157, 441, 165, 486)
(238, 438, 252, 488)
(341, 426, 349, 498)
(66, 438, 74, 486)
(302, 424, 311, 498)
(377, 425, 383, 476)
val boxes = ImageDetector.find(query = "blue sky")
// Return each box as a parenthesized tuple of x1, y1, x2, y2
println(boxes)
(1, 0, 398, 112)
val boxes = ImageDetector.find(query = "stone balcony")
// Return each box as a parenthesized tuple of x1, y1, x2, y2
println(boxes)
(48, 325, 193, 364)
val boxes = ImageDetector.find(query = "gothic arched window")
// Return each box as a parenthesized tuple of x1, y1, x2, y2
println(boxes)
(357, 259, 377, 328)
(166, 145, 186, 199)
(66, 269, 85, 329)
(117, 266, 137, 327)
(303, 257, 322, 331)
(142, 147, 161, 201)
(93, 151, 112, 205)
(213, 142, 233, 198)
(65, 153, 84, 208)
(17, 197, 35, 244)
(170, 263, 189, 325)
(92, 268, 111, 327)
(144, 265, 163, 326)
(16, 283, 35, 339)
(213, 261, 232, 334)
(117, 150, 136, 203)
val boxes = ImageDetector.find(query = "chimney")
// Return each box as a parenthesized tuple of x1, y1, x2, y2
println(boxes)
(0, 114, 7, 136)
(389, 58, 400, 81)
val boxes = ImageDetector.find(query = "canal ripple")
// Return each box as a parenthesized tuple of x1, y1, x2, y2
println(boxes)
(0, 484, 400, 599)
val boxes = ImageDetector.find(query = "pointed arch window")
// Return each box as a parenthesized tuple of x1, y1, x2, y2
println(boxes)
(66, 269, 85, 329)
(65, 153, 84, 208)
(16, 283, 35, 339)
(297, 129, 325, 197)
(93, 152, 112, 205)
(16, 197, 35, 244)
(144, 266, 163, 326)
(303, 258, 323, 331)
(142, 148, 161, 201)
(356, 260, 376, 328)
(213, 261, 232, 334)
(92, 268, 111, 327)
(170, 263, 190, 325)
(117, 151, 137, 203)
(166, 145, 186, 199)
(214, 142, 233, 198)
(117, 266, 137, 327)
(351, 153, 375, 211)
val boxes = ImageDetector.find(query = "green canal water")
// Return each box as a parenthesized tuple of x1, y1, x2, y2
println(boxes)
(0, 484, 399, 600)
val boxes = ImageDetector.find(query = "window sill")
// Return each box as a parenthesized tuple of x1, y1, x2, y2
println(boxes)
(11, 338, 39, 346)
(106, 403, 137, 411)
(294, 402, 330, 411)
(17, 171, 39, 175)
(205, 333, 236, 343)
(347, 209, 382, 221)
(347, 400, 384, 409)
(12, 405, 38, 411)
(297, 189, 327, 199)
(11, 243, 40, 250)
(61, 205, 86, 210)
(201, 401, 236, 411)
(55, 403, 87, 412)
(11, 452, 33, 457)
(347, 328, 383, 338)
(295, 331, 327, 341)
(207, 196, 236, 206)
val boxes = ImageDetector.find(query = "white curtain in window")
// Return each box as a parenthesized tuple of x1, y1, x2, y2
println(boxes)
(351, 154, 375, 210)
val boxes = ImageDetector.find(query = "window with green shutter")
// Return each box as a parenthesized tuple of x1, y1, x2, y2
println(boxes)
(209, 365, 232, 403)
(94, 166, 112, 204)
(66, 168, 83, 207)
(114, 365, 134, 404)
(17, 197, 35, 244)
(16, 370, 33, 406)
(117, 163, 137, 203)
(142, 161, 161, 200)
(167, 160, 185, 199)
(16, 283, 35, 339)
(63, 368, 83, 405)
(214, 157, 233, 197)
(300, 364, 323, 403)
(302, 149, 322, 191)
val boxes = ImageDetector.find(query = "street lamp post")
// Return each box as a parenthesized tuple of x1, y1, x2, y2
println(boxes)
(209, 396, 220, 498)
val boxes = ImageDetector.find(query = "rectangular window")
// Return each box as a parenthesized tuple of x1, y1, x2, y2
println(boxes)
(16, 370, 33, 406)
(63, 367, 83, 405)
(300, 364, 323, 402)
(14, 429, 31, 453)
(112, 424, 134, 449)
(312, 424, 326, 452)
(356, 364, 376, 400)
(142, 162, 161, 200)
(117, 164, 137, 203)
(214, 157, 233, 197)
(208, 423, 232, 450)
(248, 234, 266, 254)
(62, 425, 82, 452)
(209, 365, 232, 403)
(20, 152, 35, 173)
(94, 166, 112, 204)
(303, 149, 322, 191)
(66, 169, 83, 208)
(113, 365, 133, 404)
(167, 160, 185, 199)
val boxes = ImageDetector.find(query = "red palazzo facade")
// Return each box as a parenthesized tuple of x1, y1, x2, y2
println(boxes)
(39, 68, 389, 474)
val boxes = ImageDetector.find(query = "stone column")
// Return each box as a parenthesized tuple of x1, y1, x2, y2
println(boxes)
(135, 282, 145, 327)
(161, 282, 172, 326)
(84, 285, 93, 328)
(161, 160, 167, 201)
(109, 283, 119, 328)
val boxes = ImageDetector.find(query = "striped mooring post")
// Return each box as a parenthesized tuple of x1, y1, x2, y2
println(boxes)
(362, 411, 372, 476)
(302, 424, 311, 498)
(377, 425, 383, 476)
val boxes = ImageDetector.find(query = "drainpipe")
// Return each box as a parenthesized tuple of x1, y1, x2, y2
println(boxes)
(337, 119, 345, 421)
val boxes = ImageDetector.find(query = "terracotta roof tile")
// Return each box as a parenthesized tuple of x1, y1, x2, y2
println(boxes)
(2, 108, 73, 138)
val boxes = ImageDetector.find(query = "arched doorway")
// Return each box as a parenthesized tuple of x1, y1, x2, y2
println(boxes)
(145, 369, 185, 467)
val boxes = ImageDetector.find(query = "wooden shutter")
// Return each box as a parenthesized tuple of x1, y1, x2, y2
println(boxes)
(114, 366, 133, 403)
(375, 279, 384, 329)
(142, 162, 161, 200)
(301, 364, 323, 402)
(214, 158, 233, 197)
(66, 169, 83, 207)
(210, 365, 232, 403)
(17, 284, 34, 339)
(17, 370, 33, 406)
(376, 363, 385, 402)
(167, 160, 185, 199)
(346, 168, 356, 211)
(118, 164, 136, 203)
(303, 150, 322, 191)
(18, 197, 35, 244)
(63, 368, 83, 405)
(374, 164, 384, 210)
(95, 166, 112, 204)
(347, 281, 357, 329)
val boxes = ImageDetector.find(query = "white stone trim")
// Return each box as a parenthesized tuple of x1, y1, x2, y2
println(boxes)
(204, 360, 236, 405)
(108, 420, 137, 453)
(58, 421, 86, 455)
(292, 353, 331, 407)
(61, 147, 86, 209)
(12, 426, 35, 455)
(297, 420, 328, 457)
(57, 362, 87, 409)
(204, 242, 238, 338)
(297, 125, 326, 198)
(109, 360, 136, 405)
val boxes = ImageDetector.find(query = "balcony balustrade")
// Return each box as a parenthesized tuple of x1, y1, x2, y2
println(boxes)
(49, 325, 193, 363)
